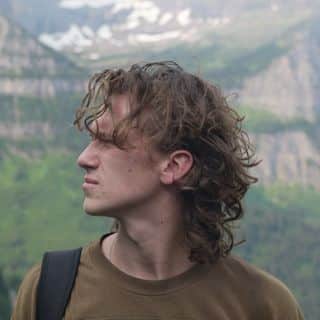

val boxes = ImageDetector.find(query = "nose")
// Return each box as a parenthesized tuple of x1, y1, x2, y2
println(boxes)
(77, 143, 99, 170)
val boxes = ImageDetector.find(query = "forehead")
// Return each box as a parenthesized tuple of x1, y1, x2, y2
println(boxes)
(87, 93, 164, 163)
(90, 94, 131, 134)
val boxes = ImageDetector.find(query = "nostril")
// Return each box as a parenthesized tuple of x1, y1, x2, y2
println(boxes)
(77, 151, 99, 170)
(77, 153, 86, 168)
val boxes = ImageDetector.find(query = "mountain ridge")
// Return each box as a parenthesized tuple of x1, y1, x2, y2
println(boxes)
(0, 13, 87, 97)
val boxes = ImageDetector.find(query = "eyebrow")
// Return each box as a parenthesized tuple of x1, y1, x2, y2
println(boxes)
(89, 130, 113, 141)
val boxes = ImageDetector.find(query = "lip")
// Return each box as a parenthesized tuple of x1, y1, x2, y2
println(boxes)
(84, 176, 99, 184)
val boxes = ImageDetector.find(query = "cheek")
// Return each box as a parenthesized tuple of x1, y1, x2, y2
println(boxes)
(121, 154, 159, 189)
(100, 151, 156, 186)
(125, 157, 152, 181)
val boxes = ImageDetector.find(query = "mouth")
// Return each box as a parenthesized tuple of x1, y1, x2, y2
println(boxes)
(83, 176, 99, 186)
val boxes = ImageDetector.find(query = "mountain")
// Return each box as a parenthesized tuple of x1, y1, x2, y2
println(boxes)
(1, 1, 320, 188)
(0, 2, 319, 319)
(0, 14, 88, 159)
(0, 14, 86, 97)
(239, 17, 320, 121)
(1, 0, 318, 66)
(1, 1, 320, 187)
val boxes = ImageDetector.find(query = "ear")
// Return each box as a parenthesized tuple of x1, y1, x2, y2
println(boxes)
(159, 150, 193, 185)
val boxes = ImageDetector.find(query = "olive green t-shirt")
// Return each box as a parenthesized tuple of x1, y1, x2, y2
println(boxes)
(11, 232, 304, 320)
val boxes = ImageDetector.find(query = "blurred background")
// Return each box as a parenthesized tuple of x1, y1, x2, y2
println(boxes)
(0, 0, 319, 318)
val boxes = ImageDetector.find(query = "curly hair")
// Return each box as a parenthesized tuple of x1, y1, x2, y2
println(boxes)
(74, 61, 260, 265)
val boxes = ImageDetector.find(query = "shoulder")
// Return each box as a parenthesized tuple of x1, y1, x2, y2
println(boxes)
(23, 263, 41, 284)
(15, 263, 41, 300)
(225, 254, 295, 295)
(221, 254, 305, 319)
(11, 263, 41, 320)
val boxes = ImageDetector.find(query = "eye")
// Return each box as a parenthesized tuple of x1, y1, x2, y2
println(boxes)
(99, 133, 113, 143)
(88, 133, 96, 141)
(93, 134, 114, 147)
(101, 138, 114, 146)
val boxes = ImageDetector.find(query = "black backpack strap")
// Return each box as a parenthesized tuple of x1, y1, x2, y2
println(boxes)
(36, 247, 82, 320)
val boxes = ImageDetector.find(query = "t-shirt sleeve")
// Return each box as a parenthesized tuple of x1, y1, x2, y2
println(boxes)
(10, 263, 41, 320)
(260, 273, 305, 320)
(276, 284, 305, 320)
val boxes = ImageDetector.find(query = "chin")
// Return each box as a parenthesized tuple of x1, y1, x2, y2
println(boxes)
(83, 199, 114, 217)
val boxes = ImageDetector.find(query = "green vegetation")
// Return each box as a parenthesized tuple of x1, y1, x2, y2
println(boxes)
(0, 152, 109, 290)
(236, 105, 316, 133)
(262, 183, 320, 226)
(0, 270, 10, 320)
(93, 8, 311, 89)
(139, 38, 292, 89)
(235, 184, 320, 319)
(0, 150, 319, 319)
(0, 94, 82, 124)
(1, 8, 319, 318)
(0, 93, 89, 153)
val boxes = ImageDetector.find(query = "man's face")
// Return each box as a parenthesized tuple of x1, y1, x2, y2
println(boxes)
(77, 94, 163, 217)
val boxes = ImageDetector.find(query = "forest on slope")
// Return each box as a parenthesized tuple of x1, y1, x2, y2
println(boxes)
(1, 2, 319, 319)
(0, 93, 319, 319)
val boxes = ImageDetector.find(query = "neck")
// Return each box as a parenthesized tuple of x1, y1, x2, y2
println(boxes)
(101, 201, 197, 280)
(102, 193, 196, 280)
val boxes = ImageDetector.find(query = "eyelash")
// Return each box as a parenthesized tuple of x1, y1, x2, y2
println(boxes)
(101, 139, 113, 145)
(89, 134, 113, 147)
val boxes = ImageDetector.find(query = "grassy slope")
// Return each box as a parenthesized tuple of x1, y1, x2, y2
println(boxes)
(235, 185, 320, 319)
(1, 95, 318, 319)
(0, 152, 109, 289)
(0, 151, 319, 319)
(1, 9, 319, 318)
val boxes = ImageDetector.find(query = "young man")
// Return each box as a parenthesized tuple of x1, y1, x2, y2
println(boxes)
(11, 61, 304, 319)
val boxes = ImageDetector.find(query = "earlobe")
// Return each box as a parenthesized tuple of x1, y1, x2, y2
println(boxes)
(159, 160, 175, 185)
(162, 172, 174, 185)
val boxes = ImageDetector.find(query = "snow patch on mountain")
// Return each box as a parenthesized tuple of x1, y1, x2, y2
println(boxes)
(177, 9, 191, 26)
(82, 26, 94, 38)
(128, 30, 181, 44)
(128, 1, 160, 24)
(159, 12, 173, 26)
(207, 17, 231, 27)
(111, 0, 159, 16)
(88, 53, 100, 60)
(39, 24, 94, 50)
(111, 0, 133, 14)
(114, 1, 161, 30)
(40, 1, 232, 53)
(60, 0, 160, 18)
(117, 18, 140, 30)
(97, 25, 112, 39)
(39, 23, 118, 51)
(60, 0, 117, 9)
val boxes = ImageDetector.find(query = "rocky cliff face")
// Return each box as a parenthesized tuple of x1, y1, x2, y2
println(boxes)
(0, 14, 86, 97)
(239, 31, 320, 122)
(0, 78, 85, 97)
(1, 7, 320, 191)
(251, 131, 320, 189)
(0, 122, 52, 140)
(231, 17, 320, 190)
